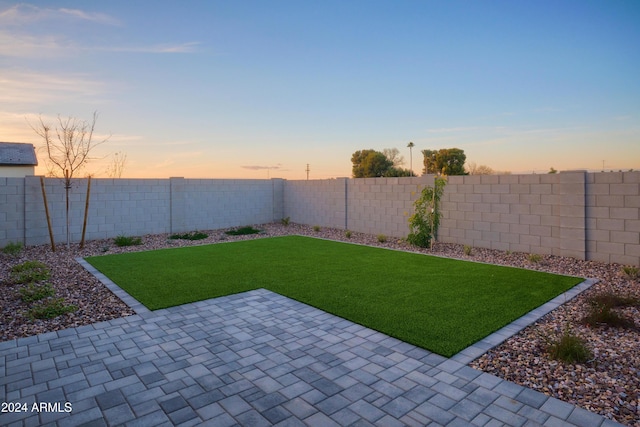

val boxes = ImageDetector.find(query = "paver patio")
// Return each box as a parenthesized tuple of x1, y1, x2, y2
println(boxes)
(0, 261, 623, 426)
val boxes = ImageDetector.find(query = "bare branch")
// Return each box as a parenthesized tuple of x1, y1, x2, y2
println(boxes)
(28, 111, 110, 183)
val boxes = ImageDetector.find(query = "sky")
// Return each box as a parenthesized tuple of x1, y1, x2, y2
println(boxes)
(1, 0, 639, 179)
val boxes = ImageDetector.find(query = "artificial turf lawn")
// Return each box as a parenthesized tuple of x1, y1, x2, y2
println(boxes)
(85, 235, 583, 357)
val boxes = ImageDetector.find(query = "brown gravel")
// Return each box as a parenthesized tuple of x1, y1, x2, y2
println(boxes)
(1, 223, 638, 426)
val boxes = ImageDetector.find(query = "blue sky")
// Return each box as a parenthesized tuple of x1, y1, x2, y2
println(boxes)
(1, 1, 639, 179)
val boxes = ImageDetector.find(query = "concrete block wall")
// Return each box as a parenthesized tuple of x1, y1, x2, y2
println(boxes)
(4, 177, 283, 247)
(283, 179, 348, 229)
(1, 173, 639, 265)
(171, 178, 279, 233)
(347, 176, 427, 237)
(24, 177, 172, 246)
(0, 177, 25, 243)
(586, 172, 640, 264)
(438, 171, 592, 259)
(282, 171, 638, 265)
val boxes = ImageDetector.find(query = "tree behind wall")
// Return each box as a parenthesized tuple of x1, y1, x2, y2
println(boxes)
(30, 112, 109, 247)
(421, 148, 467, 175)
(351, 149, 394, 178)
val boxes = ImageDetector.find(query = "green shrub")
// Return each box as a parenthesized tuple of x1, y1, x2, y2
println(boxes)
(225, 226, 262, 236)
(345, 230, 352, 238)
(407, 177, 446, 248)
(114, 235, 142, 247)
(28, 298, 77, 320)
(621, 266, 639, 280)
(545, 328, 592, 364)
(377, 234, 387, 243)
(2, 241, 23, 256)
(170, 231, 208, 240)
(9, 261, 50, 284)
(281, 217, 291, 226)
(528, 253, 542, 263)
(463, 245, 473, 256)
(18, 283, 55, 302)
(312, 225, 321, 232)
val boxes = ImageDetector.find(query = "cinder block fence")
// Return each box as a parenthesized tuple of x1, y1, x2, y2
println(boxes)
(0, 171, 638, 265)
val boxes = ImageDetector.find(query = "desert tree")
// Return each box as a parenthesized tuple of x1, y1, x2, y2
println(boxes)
(30, 111, 110, 247)
(421, 148, 467, 176)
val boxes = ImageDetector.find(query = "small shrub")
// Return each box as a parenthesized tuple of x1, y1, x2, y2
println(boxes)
(28, 298, 77, 320)
(225, 226, 261, 236)
(9, 261, 50, 284)
(170, 231, 208, 240)
(345, 230, 352, 238)
(621, 266, 639, 280)
(588, 292, 640, 308)
(18, 283, 55, 302)
(528, 253, 542, 264)
(377, 234, 387, 243)
(312, 225, 321, 232)
(281, 217, 291, 226)
(463, 245, 473, 256)
(114, 235, 142, 247)
(407, 177, 446, 248)
(582, 292, 638, 329)
(583, 303, 636, 329)
(2, 241, 23, 256)
(545, 328, 592, 364)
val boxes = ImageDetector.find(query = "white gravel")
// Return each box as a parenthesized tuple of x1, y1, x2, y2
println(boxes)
(1, 223, 638, 426)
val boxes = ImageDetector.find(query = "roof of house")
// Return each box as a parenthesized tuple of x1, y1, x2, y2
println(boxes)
(0, 142, 38, 166)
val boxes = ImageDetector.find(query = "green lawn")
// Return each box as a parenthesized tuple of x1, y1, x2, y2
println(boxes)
(85, 236, 582, 357)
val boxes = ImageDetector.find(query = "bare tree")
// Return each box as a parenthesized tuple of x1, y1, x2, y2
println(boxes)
(106, 151, 127, 178)
(382, 148, 405, 168)
(466, 162, 494, 175)
(30, 111, 110, 247)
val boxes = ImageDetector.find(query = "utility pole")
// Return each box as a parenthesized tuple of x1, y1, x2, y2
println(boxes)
(306, 164, 310, 180)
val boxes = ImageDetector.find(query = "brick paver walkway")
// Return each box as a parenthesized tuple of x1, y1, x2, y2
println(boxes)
(0, 268, 622, 426)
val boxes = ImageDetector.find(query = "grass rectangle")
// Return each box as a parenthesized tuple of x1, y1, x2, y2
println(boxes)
(85, 236, 582, 357)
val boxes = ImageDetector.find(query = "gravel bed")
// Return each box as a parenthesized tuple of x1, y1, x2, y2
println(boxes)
(1, 223, 638, 425)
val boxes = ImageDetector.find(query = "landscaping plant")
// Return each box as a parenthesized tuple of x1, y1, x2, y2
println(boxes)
(9, 261, 50, 284)
(545, 327, 592, 364)
(170, 231, 208, 240)
(2, 241, 23, 256)
(582, 291, 639, 329)
(18, 283, 55, 303)
(407, 177, 446, 248)
(225, 226, 262, 236)
(27, 297, 77, 320)
(621, 266, 639, 280)
(114, 235, 143, 247)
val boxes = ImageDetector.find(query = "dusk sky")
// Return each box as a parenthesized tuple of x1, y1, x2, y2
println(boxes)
(2, 1, 639, 179)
